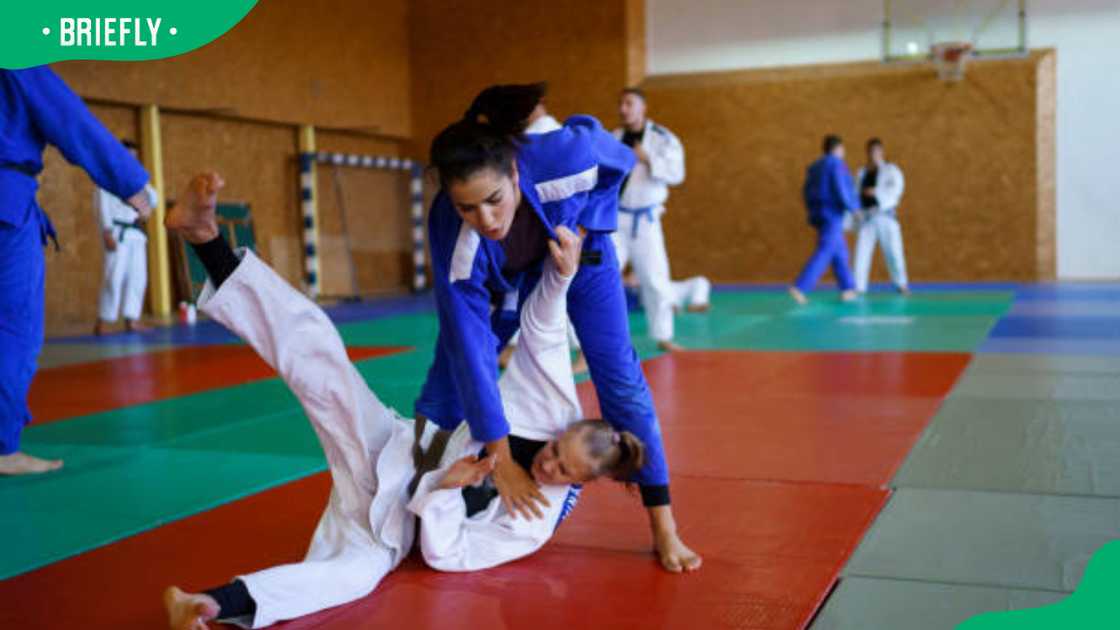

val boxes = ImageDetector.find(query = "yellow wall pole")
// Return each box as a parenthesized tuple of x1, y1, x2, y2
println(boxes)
(140, 104, 171, 317)
(298, 124, 321, 298)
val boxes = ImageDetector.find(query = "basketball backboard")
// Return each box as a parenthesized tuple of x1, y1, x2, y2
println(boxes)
(883, 0, 1027, 62)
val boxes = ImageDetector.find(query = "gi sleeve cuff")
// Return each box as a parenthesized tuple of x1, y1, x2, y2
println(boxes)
(640, 484, 671, 507)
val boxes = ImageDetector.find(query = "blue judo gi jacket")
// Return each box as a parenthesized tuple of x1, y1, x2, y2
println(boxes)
(802, 154, 859, 227)
(0, 66, 148, 454)
(415, 115, 671, 503)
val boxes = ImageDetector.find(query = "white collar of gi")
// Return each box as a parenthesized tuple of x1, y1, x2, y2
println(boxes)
(525, 115, 562, 135)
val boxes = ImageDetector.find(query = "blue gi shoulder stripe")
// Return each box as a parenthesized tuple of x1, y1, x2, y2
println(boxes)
(449, 221, 481, 283)
(554, 484, 582, 530)
(534, 165, 598, 204)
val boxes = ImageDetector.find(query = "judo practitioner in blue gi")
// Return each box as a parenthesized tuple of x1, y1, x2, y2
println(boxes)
(414, 83, 701, 572)
(789, 134, 860, 305)
(0, 66, 153, 475)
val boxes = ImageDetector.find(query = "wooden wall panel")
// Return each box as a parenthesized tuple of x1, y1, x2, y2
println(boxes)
(52, 0, 411, 136)
(160, 113, 303, 289)
(314, 132, 412, 298)
(408, 0, 638, 157)
(642, 51, 1055, 283)
(39, 104, 139, 335)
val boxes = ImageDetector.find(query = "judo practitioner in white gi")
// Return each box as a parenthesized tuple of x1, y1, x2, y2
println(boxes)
(93, 139, 151, 335)
(613, 88, 699, 351)
(623, 271, 710, 314)
(853, 138, 909, 295)
(161, 173, 646, 630)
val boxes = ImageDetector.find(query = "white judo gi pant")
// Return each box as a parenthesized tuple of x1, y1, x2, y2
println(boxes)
(671, 277, 710, 310)
(98, 232, 147, 322)
(853, 210, 909, 293)
(199, 251, 424, 629)
(612, 209, 675, 343)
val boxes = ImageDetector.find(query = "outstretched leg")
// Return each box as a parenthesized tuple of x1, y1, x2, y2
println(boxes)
(164, 173, 403, 628)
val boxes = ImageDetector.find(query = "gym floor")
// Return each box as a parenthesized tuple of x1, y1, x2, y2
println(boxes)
(2, 283, 1117, 629)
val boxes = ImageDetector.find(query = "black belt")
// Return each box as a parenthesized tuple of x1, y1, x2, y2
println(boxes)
(112, 219, 145, 242)
(0, 162, 39, 177)
(407, 416, 452, 497)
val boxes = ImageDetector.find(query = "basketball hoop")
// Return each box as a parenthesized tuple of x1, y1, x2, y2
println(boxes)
(931, 41, 973, 82)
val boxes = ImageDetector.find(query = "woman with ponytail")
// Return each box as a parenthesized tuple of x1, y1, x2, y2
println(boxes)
(415, 83, 701, 573)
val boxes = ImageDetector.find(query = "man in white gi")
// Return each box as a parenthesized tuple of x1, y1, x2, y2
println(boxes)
(162, 173, 649, 630)
(853, 138, 909, 295)
(613, 88, 697, 352)
(93, 139, 151, 334)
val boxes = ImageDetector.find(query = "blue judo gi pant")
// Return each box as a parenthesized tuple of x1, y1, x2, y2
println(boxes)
(793, 215, 855, 293)
(0, 201, 51, 455)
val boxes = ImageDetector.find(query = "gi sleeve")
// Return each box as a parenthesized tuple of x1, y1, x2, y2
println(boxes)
(802, 165, 814, 209)
(408, 468, 561, 572)
(878, 164, 905, 210)
(647, 130, 685, 187)
(830, 160, 860, 212)
(94, 188, 114, 232)
(500, 259, 581, 440)
(519, 258, 572, 343)
(560, 115, 636, 232)
(415, 197, 509, 443)
(11, 66, 148, 200)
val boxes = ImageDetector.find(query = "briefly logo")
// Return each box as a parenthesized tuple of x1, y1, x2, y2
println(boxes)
(46, 18, 172, 48)
(0, 1, 258, 69)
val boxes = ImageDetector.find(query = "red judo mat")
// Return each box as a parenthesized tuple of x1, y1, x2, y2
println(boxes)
(2, 350, 968, 628)
(27, 345, 404, 424)
(581, 351, 970, 486)
(0, 474, 886, 630)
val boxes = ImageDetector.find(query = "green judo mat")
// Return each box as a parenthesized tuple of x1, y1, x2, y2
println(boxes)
(2, 289, 1012, 579)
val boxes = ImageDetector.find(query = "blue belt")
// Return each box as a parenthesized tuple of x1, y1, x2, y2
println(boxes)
(619, 205, 656, 238)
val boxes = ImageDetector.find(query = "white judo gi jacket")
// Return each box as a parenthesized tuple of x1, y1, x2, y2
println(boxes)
(854, 162, 909, 292)
(95, 186, 148, 322)
(198, 250, 582, 628)
(611, 119, 686, 343)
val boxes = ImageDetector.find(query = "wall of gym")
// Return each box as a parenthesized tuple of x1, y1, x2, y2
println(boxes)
(644, 51, 1056, 284)
(35, 0, 1057, 334)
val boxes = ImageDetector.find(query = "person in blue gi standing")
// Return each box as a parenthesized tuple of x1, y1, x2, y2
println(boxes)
(0, 66, 153, 475)
(789, 134, 860, 305)
(415, 83, 701, 572)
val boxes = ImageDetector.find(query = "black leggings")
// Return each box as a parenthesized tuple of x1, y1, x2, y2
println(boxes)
(190, 233, 241, 288)
(204, 579, 256, 621)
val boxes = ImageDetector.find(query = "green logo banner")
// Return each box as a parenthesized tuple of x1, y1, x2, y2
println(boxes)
(0, 1, 258, 69)
(959, 540, 1120, 628)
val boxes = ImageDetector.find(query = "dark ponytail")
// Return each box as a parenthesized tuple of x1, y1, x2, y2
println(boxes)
(429, 82, 547, 189)
(575, 419, 647, 482)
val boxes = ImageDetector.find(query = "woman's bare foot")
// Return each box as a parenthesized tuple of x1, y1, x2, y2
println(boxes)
(653, 528, 703, 573)
(788, 286, 808, 305)
(656, 340, 684, 352)
(164, 586, 220, 630)
(0, 452, 64, 475)
(686, 303, 710, 313)
(93, 319, 108, 336)
(165, 172, 225, 244)
(124, 319, 150, 333)
(840, 289, 858, 302)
